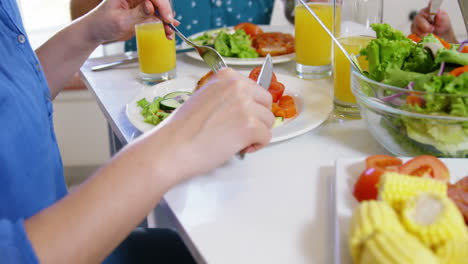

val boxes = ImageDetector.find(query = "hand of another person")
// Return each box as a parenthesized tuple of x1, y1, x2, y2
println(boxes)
(411, 7, 457, 43)
(85, 0, 179, 43)
(150, 68, 275, 185)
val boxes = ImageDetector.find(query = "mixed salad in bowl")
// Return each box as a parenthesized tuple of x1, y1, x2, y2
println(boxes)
(353, 24, 468, 158)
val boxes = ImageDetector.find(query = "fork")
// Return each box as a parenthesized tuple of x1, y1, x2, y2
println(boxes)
(166, 23, 227, 72)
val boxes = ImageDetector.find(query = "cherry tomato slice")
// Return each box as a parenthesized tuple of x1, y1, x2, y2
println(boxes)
(268, 81, 285, 103)
(365, 155, 403, 171)
(234, 22, 264, 38)
(407, 33, 422, 43)
(399, 155, 450, 181)
(248, 66, 277, 83)
(353, 167, 385, 202)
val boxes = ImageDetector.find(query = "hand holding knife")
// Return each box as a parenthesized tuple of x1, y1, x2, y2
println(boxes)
(428, 0, 444, 24)
(237, 54, 273, 160)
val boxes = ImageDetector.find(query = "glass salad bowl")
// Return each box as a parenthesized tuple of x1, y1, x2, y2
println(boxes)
(351, 68, 468, 158)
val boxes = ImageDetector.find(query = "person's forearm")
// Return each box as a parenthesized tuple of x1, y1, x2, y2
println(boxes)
(35, 16, 101, 99)
(24, 123, 189, 264)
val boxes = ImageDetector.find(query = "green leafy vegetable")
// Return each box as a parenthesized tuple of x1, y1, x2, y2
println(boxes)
(214, 30, 258, 58)
(435, 49, 468, 66)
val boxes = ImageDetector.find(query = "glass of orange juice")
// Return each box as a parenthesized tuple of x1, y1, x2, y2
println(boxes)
(333, 0, 382, 119)
(294, 0, 341, 79)
(136, 21, 176, 84)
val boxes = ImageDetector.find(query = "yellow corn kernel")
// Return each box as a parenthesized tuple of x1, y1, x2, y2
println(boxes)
(379, 172, 447, 212)
(360, 231, 440, 264)
(436, 236, 468, 264)
(349, 201, 406, 263)
(401, 192, 468, 249)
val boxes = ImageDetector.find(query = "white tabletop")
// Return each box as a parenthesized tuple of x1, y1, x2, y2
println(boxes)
(81, 51, 388, 263)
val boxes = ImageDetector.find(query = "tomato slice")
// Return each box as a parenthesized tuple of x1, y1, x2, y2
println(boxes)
(406, 94, 425, 107)
(398, 155, 450, 181)
(248, 66, 277, 83)
(407, 33, 422, 43)
(365, 155, 403, 171)
(353, 167, 385, 202)
(268, 81, 285, 103)
(234, 22, 263, 38)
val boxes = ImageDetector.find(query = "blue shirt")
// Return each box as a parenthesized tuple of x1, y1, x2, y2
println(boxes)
(125, 0, 275, 50)
(0, 0, 67, 262)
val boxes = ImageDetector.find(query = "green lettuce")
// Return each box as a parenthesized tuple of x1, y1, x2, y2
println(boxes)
(214, 30, 258, 58)
(435, 49, 468, 65)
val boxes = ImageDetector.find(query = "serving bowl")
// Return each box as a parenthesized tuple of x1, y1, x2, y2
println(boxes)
(351, 68, 468, 158)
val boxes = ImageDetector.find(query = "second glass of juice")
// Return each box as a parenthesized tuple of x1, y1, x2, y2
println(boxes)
(136, 22, 176, 84)
(333, 0, 382, 119)
(295, 0, 340, 79)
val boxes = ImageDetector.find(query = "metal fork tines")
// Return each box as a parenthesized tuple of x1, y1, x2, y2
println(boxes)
(167, 23, 227, 72)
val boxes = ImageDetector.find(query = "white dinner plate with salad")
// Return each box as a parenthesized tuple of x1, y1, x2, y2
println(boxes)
(180, 25, 295, 66)
(126, 72, 332, 143)
(331, 157, 467, 264)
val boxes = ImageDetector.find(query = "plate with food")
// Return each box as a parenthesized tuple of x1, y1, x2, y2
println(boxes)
(333, 154, 468, 264)
(181, 23, 295, 66)
(126, 68, 332, 143)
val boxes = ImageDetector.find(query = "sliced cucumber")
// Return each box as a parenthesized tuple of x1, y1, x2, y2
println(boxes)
(273, 117, 284, 128)
(163, 91, 191, 100)
(160, 98, 182, 111)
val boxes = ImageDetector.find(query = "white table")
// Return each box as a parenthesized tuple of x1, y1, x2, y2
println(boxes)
(81, 52, 388, 264)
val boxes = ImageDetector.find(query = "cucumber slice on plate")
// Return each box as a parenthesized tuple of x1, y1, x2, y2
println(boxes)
(160, 98, 182, 111)
(273, 117, 284, 128)
(163, 91, 191, 100)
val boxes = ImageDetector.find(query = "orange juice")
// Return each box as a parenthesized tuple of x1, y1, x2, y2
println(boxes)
(295, 3, 340, 66)
(333, 36, 372, 104)
(136, 22, 176, 75)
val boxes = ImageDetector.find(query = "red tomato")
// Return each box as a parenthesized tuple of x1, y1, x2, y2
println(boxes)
(278, 95, 294, 107)
(399, 155, 450, 181)
(406, 94, 425, 107)
(268, 81, 285, 103)
(353, 167, 385, 202)
(234, 22, 264, 38)
(365, 155, 403, 171)
(407, 33, 422, 43)
(248, 66, 277, 83)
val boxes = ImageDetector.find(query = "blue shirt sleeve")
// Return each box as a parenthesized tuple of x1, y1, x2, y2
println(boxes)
(0, 219, 39, 263)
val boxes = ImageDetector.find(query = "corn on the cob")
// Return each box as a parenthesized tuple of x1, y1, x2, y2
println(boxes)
(436, 236, 468, 264)
(401, 192, 468, 249)
(359, 231, 440, 264)
(379, 172, 447, 212)
(349, 201, 406, 263)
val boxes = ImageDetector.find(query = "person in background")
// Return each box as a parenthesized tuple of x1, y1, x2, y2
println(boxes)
(70, 0, 276, 50)
(0, 0, 274, 263)
(411, 6, 458, 43)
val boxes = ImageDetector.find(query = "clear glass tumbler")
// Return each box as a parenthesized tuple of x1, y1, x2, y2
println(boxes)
(333, 0, 383, 119)
(135, 21, 176, 85)
(294, 0, 339, 79)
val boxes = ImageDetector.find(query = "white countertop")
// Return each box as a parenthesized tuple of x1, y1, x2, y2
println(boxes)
(81, 52, 388, 263)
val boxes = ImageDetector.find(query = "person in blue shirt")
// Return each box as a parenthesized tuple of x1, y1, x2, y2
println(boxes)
(0, 0, 274, 263)
(70, 0, 276, 50)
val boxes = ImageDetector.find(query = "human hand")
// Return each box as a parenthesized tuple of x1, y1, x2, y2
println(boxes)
(85, 0, 179, 43)
(153, 68, 275, 183)
(411, 7, 457, 43)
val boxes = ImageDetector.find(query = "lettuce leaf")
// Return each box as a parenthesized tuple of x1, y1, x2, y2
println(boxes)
(214, 30, 258, 58)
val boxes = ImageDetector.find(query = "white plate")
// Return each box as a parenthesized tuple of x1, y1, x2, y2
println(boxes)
(332, 158, 468, 264)
(181, 25, 295, 66)
(126, 73, 332, 143)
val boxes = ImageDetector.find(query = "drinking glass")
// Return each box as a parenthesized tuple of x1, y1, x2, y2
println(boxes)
(136, 21, 176, 84)
(333, 0, 383, 119)
(294, 0, 339, 79)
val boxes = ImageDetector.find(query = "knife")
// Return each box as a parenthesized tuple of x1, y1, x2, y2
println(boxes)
(91, 47, 195, 71)
(428, 0, 443, 24)
(459, 0, 468, 35)
(238, 54, 273, 159)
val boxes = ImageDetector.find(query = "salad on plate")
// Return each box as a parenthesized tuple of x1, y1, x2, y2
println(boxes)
(358, 24, 468, 157)
(190, 22, 295, 59)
